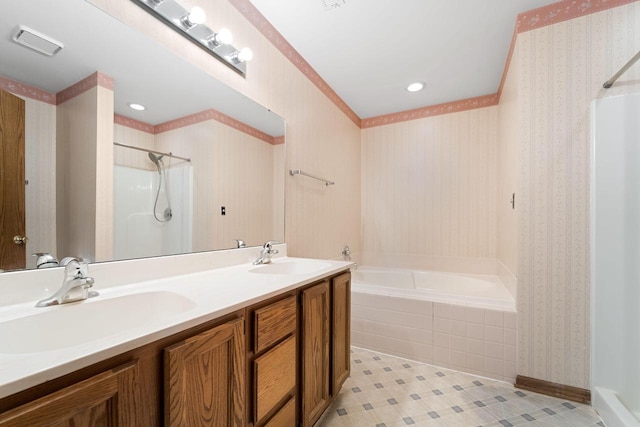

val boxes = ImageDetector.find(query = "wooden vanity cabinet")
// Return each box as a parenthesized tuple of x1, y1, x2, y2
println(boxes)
(165, 317, 245, 427)
(247, 294, 297, 427)
(331, 272, 351, 395)
(0, 269, 351, 427)
(0, 311, 245, 427)
(0, 361, 138, 427)
(301, 280, 331, 427)
(300, 272, 351, 427)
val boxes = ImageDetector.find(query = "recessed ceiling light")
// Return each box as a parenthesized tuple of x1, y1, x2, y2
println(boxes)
(127, 103, 146, 111)
(407, 82, 426, 92)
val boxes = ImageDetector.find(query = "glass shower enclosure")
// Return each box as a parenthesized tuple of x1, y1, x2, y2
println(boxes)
(591, 93, 640, 427)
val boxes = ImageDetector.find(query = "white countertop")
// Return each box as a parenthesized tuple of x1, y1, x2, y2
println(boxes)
(0, 256, 352, 399)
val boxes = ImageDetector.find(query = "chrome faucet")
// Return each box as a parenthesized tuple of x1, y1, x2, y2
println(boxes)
(32, 252, 59, 269)
(234, 239, 246, 248)
(341, 245, 351, 261)
(35, 258, 98, 307)
(253, 241, 279, 265)
(342, 244, 357, 269)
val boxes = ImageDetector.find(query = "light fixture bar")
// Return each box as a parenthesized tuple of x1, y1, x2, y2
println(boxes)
(131, 0, 250, 76)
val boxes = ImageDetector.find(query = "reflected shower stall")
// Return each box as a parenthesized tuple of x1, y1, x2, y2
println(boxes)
(113, 143, 193, 260)
(591, 93, 640, 427)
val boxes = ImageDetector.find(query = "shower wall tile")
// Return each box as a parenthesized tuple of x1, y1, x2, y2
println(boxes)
(361, 106, 498, 266)
(509, 2, 640, 389)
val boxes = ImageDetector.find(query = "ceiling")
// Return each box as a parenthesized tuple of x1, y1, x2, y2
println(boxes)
(249, 0, 559, 119)
(0, 0, 284, 136)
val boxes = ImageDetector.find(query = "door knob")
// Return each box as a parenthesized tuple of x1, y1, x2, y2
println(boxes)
(13, 235, 28, 245)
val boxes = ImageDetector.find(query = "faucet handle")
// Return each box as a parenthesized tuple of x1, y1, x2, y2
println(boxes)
(61, 257, 90, 277)
(263, 240, 280, 249)
(60, 256, 88, 266)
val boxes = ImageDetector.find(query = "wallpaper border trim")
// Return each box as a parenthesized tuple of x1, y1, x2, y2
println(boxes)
(229, 0, 639, 129)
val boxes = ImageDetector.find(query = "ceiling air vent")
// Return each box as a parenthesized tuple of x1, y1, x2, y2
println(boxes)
(323, 0, 346, 11)
(12, 26, 63, 56)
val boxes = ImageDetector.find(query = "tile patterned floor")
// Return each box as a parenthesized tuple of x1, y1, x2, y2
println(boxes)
(317, 347, 603, 427)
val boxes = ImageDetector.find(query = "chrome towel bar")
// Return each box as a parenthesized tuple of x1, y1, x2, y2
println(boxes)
(289, 169, 335, 186)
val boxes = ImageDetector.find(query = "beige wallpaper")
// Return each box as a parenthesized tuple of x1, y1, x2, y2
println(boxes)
(361, 107, 498, 267)
(56, 85, 114, 263)
(114, 124, 156, 170)
(497, 46, 520, 279)
(115, 120, 281, 252)
(513, 2, 640, 389)
(156, 120, 278, 251)
(22, 98, 57, 268)
(90, 0, 362, 260)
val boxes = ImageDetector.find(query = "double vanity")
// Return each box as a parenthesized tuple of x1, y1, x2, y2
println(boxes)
(0, 245, 352, 426)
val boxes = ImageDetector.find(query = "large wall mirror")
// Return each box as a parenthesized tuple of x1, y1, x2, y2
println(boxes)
(0, 0, 285, 272)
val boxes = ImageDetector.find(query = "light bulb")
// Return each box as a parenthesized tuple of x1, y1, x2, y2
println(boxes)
(208, 28, 233, 47)
(188, 7, 206, 25)
(216, 28, 233, 45)
(237, 47, 253, 63)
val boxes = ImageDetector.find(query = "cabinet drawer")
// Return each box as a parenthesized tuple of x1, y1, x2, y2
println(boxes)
(254, 336, 296, 422)
(264, 397, 295, 427)
(254, 295, 296, 353)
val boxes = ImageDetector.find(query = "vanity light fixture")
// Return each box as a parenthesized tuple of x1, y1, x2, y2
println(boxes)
(207, 28, 232, 48)
(180, 6, 206, 29)
(231, 47, 254, 64)
(407, 82, 426, 92)
(127, 102, 147, 111)
(132, 0, 252, 76)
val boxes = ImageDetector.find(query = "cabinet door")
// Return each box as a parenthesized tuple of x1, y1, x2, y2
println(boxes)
(332, 272, 351, 395)
(165, 317, 245, 427)
(0, 361, 137, 427)
(301, 281, 330, 427)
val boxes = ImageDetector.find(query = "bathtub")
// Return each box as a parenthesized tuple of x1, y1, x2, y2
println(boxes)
(351, 266, 518, 383)
(352, 266, 515, 310)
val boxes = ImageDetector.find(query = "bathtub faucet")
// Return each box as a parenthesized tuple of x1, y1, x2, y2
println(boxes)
(342, 245, 351, 261)
(342, 245, 357, 269)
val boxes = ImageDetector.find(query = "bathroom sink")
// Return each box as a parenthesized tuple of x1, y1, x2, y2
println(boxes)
(249, 259, 331, 275)
(0, 291, 196, 354)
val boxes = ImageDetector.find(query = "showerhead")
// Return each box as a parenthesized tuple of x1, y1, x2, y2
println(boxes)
(148, 152, 164, 173)
(148, 151, 164, 164)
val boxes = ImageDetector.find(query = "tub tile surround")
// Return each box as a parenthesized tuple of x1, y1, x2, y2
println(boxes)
(352, 292, 518, 383)
(317, 347, 603, 427)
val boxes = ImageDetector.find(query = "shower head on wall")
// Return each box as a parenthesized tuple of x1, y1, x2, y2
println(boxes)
(148, 151, 164, 173)
(148, 151, 163, 164)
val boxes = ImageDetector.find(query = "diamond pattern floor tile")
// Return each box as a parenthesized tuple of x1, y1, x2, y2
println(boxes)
(316, 347, 603, 427)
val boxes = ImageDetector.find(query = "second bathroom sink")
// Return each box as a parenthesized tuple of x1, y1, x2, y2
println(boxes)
(249, 259, 331, 275)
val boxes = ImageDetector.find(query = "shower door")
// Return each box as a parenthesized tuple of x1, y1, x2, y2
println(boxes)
(591, 93, 640, 427)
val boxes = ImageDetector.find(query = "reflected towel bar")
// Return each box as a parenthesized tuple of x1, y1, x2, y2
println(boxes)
(289, 169, 334, 186)
(603, 50, 640, 88)
(114, 142, 191, 163)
